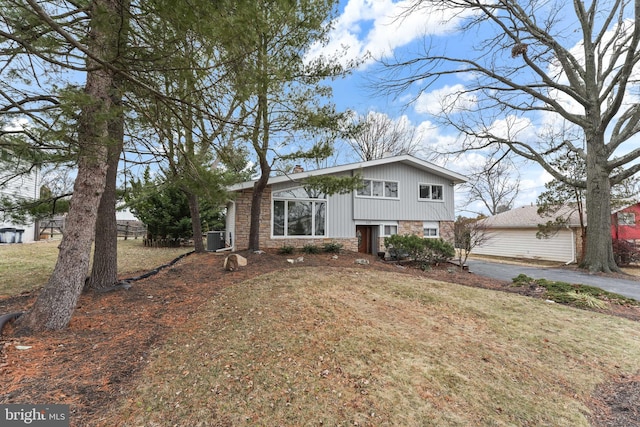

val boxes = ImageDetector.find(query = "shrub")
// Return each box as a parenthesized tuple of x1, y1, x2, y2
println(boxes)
(302, 244, 320, 254)
(323, 242, 343, 253)
(384, 234, 422, 260)
(423, 237, 456, 264)
(511, 274, 637, 307)
(384, 234, 455, 265)
(612, 239, 639, 266)
(278, 245, 295, 255)
(511, 274, 534, 287)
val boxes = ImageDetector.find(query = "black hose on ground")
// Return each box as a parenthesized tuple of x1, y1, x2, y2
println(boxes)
(0, 250, 197, 334)
(0, 312, 22, 334)
(120, 250, 195, 282)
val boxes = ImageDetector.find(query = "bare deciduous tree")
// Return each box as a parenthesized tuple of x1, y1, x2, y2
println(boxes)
(463, 156, 520, 215)
(347, 111, 422, 161)
(451, 215, 491, 270)
(385, 0, 640, 272)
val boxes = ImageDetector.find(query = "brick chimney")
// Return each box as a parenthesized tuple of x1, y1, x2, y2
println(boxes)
(293, 165, 304, 173)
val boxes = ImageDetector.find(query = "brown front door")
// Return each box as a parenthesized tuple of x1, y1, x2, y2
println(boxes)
(356, 225, 372, 254)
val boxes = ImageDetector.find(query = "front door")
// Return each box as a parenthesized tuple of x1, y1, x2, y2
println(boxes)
(356, 225, 372, 254)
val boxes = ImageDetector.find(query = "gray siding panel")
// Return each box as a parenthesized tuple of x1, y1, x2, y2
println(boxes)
(271, 175, 355, 239)
(353, 163, 456, 221)
(268, 163, 458, 238)
(327, 192, 354, 238)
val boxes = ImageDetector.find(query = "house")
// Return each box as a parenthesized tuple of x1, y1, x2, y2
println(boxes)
(612, 203, 640, 245)
(473, 205, 583, 263)
(225, 155, 467, 253)
(0, 156, 41, 243)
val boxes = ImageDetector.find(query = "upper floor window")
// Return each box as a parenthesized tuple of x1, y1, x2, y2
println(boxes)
(618, 212, 636, 226)
(419, 184, 443, 201)
(356, 179, 399, 199)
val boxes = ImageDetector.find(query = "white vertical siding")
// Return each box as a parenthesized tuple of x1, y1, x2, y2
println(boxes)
(474, 228, 576, 263)
(0, 166, 40, 243)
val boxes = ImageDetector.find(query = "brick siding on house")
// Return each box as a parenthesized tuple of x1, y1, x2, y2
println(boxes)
(262, 237, 359, 252)
(233, 187, 359, 252)
(377, 220, 455, 255)
(397, 220, 455, 243)
(398, 220, 424, 237)
(439, 220, 455, 243)
(233, 187, 272, 250)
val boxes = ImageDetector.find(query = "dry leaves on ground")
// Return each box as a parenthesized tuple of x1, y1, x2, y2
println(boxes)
(0, 250, 638, 426)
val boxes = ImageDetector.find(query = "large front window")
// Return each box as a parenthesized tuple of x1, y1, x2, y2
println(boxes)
(273, 187, 326, 237)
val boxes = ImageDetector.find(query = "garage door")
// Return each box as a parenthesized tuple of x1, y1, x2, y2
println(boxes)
(473, 228, 576, 263)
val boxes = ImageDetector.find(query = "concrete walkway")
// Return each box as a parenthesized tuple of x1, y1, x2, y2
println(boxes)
(466, 259, 640, 301)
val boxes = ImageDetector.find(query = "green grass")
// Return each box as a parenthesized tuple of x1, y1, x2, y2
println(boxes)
(115, 268, 640, 426)
(0, 239, 193, 296)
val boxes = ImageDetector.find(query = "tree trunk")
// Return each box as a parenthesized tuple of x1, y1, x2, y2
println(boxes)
(248, 172, 269, 251)
(86, 0, 128, 291)
(86, 110, 123, 290)
(582, 140, 619, 273)
(14, 0, 116, 333)
(187, 191, 205, 253)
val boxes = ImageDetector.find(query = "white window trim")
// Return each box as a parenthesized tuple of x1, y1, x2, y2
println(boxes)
(418, 183, 445, 202)
(423, 221, 440, 238)
(381, 223, 399, 237)
(272, 187, 327, 239)
(355, 179, 400, 200)
(618, 212, 636, 226)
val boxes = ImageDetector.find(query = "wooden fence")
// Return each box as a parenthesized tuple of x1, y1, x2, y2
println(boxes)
(37, 217, 146, 240)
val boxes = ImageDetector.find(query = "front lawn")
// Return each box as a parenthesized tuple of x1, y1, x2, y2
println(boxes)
(0, 239, 193, 296)
(115, 267, 640, 426)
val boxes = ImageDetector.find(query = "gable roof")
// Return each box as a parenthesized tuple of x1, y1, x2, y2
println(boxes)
(612, 201, 640, 215)
(228, 154, 468, 192)
(480, 204, 584, 228)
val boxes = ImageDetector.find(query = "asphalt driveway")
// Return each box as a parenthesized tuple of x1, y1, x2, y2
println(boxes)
(466, 259, 640, 301)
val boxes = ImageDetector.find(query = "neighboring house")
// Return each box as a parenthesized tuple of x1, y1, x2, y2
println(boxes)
(0, 157, 41, 243)
(225, 155, 467, 253)
(612, 203, 640, 244)
(473, 205, 583, 263)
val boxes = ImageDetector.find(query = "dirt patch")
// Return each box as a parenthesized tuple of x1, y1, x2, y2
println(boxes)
(0, 250, 637, 426)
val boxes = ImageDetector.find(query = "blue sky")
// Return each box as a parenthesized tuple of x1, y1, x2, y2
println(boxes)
(309, 0, 563, 215)
(6, 0, 635, 218)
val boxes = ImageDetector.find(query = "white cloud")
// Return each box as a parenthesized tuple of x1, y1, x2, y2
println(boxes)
(307, 0, 466, 69)
(485, 115, 537, 142)
(414, 84, 477, 116)
(2, 118, 29, 131)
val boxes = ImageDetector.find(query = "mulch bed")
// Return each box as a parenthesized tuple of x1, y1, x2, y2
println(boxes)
(1, 250, 638, 426)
